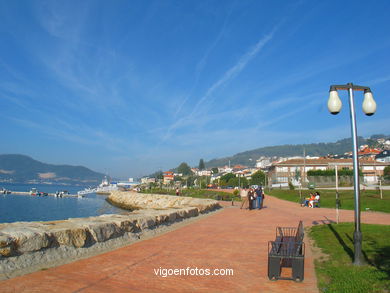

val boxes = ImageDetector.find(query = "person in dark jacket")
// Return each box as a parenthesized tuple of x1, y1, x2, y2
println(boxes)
(247, 188, 254, 210)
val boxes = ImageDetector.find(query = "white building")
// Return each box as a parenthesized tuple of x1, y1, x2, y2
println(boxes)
(141, 177, 156, 184)
(256, 157, 272, 169)
(196, 170, 212, 176)
(218, 166, 233, 173)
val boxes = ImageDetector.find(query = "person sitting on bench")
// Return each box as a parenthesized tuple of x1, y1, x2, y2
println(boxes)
(301, 192, 314, 207)
(309, 192, 320, 208)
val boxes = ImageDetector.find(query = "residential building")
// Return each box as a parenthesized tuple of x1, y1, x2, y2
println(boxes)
(270, 158, 389, 185)
(141, 177, 156, 184)
(256, 157, 272, 169)
(232, 165, 247, 171)
(376, 150, 390, 163)
(196, 170, 212, 176)
(358, 146, 381, 158)
(218, 166, 233, 173)
(163, 171, 174, 184)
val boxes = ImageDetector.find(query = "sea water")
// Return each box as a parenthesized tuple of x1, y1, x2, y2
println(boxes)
(0, 183, 130, 223)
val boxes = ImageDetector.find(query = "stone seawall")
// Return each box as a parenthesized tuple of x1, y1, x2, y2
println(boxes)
(108, 191, 220, 211)
(0, 192, 220, 279)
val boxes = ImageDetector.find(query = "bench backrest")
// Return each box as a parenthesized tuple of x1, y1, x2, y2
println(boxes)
(294, 220, 304, 242)
(268, 241, 305, 257)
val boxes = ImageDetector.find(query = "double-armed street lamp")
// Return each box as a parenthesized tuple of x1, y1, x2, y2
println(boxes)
(327, 83, 377, 265)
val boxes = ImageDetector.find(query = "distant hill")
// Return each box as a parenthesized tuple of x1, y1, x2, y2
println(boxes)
(0, 154, 105, 184)
(205, 135, 389, 168)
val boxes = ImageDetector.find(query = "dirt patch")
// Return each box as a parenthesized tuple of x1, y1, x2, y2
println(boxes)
(306, 228, 329, 263)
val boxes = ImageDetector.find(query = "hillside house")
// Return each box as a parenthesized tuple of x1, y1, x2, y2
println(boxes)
(163, 171, 174, 184)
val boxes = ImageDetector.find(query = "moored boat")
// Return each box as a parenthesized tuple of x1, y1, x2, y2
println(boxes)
(0, 187, 11, 194)
(77, 176, 140, 195)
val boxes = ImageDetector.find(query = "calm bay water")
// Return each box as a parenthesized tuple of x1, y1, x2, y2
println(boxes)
(0, 183, 130, 223)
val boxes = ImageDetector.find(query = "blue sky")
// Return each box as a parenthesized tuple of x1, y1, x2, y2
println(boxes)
(1, 0, 390, 178)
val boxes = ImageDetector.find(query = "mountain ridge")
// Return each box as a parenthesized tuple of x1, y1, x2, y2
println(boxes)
(204, 134, 389, 168)
(0, 154, 105, 184)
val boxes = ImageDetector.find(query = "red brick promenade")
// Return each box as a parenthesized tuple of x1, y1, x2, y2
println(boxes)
(1, 195, 389, 293)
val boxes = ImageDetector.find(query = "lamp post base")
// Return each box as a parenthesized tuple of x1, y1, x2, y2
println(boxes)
(353, 230, 365, 265)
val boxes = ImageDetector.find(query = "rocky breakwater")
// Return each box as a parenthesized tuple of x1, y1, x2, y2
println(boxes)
(108, 190, 220, 212)
(0, 191, 220, 279)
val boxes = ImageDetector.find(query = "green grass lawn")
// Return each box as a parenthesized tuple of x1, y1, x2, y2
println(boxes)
(309, 223, 390, 292)
(267, 189, 390, 213)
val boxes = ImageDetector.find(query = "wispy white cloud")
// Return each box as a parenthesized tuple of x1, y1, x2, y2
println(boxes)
(5, 115, 132, 154)
(364, 75, 390, 86)
(173, 8, 233, 119)
(193, 31, 275, 113)
(163, 26, 278, 142)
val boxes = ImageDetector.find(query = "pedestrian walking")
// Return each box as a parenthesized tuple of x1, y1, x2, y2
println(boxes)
(261, 188, 265, 208)
(255, 186, 263, 209)
(240, 188, 249, 209)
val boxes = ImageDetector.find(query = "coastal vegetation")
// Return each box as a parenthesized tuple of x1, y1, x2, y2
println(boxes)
(267, 189, 390, 213)
(216, 170, 265, 188)
(309, 223, 390, 292)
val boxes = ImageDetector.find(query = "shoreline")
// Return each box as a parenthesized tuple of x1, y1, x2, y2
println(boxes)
(0, 191, 221, 280)
(0, 208, 222, 281)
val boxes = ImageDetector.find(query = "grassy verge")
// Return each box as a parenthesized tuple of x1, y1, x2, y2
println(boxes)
(140, 188, 239, 201)
(268, 189, 390, 213)
(309, 223, 390, 292)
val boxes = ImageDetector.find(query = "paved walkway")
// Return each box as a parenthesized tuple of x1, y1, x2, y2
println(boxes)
(1, 195, 389, 293)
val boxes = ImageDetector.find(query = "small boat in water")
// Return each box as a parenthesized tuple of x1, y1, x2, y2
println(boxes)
(30, 188, 48, 196)
(77, 186, 97, 195)
(55, 190, 69, 197)
(0, 187, 11, 194)
(77, 176, 140, 195)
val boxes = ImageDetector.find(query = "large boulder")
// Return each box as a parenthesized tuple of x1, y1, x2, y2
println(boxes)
(49, 225, 89, 248)
(0, 224, 50, 253)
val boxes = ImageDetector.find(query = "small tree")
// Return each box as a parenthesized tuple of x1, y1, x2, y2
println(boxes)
(250, 170, 266, 186)
(177, 162, 192, 176)
(219, 173, 236, 186)
(211, 167, 219, 174)
(228, 177, 239, 187)
(288, 180, 295, 190)
(198, 159, 205, 170)
(384, 166, 390, 180)
(155, 171, 163, 180)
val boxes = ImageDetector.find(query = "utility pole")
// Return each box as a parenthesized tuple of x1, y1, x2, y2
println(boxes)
(303, 148, 306, 185)
(335, 165, 340, 224)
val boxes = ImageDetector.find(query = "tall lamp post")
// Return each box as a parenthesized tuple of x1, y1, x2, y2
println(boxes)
(327, 83, 377, 265)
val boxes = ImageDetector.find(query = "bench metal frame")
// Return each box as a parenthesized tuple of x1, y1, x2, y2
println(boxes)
(268, 221, 305, 282)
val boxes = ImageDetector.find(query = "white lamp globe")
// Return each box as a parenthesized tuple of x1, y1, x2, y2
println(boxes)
(362, 90, 376, 116)
(328, 90, 342, 115)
